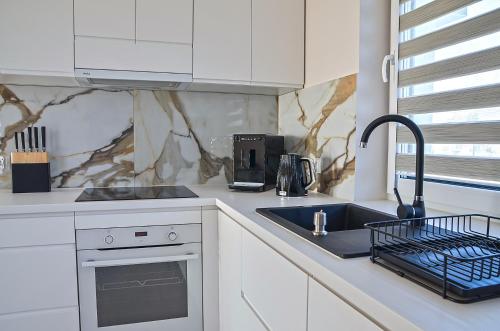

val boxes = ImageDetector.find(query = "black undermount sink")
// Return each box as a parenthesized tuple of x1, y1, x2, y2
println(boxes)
(256, 204, 396, 258)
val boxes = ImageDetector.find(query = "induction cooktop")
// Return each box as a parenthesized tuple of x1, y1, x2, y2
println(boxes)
(75, 186, 199, 202)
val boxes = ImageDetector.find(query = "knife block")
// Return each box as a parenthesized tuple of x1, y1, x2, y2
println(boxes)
(11, 152, 51, 193)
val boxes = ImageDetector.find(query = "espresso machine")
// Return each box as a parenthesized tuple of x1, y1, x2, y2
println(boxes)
(229, 134, 284, 192)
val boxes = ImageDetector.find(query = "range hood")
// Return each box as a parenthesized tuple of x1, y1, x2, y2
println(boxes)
(75, 69, 192, 90)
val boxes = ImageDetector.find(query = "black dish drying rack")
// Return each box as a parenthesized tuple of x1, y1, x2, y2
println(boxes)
(365, 214, 500, 303)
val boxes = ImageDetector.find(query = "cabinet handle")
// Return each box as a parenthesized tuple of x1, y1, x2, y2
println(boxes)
(82, 253, 199, 268)
(241, 290, 272, 331)
(381, 53, 395, 83)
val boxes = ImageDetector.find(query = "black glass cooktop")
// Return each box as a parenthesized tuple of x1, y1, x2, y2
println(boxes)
(75, 186, 198, 202)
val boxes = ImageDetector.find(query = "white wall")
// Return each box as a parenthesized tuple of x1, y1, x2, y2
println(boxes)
(354, 0, 391, 201)
(305, 0, 360, 87)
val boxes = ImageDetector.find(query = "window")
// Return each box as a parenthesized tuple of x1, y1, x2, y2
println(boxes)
(389, 0, 500, 213)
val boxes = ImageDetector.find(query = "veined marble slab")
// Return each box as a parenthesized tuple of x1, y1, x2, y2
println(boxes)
(1, 85, 278, 189)
(134, 90, 278, 186)
(0, 85, 134, 188)
(279, 74, 357, 199)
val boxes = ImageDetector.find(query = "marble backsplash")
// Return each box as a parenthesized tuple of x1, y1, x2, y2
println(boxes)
(0, 84, 277, 188)
(278, 74, 357, 199)
(1, 77, 355, 198)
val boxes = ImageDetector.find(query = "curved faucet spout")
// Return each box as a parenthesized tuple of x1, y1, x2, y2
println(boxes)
(360, 114, 425, 219)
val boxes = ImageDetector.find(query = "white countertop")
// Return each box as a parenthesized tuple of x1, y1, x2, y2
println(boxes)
(1, 186, 499, 331)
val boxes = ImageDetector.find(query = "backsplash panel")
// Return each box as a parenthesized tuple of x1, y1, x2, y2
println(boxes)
(279, 74, 357, 199)
(0, 85, 134, 188)
(0, 84, 278, 189)
(134, 90, 278, 186)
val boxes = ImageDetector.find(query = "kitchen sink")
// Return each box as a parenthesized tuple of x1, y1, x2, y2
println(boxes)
(256, 204, 396, 258)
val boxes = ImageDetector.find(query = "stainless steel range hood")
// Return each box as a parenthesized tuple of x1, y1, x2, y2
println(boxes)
(75, 68, 192, 90)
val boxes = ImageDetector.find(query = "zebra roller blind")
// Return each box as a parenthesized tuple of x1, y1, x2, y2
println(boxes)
(395, 0, 500, 189)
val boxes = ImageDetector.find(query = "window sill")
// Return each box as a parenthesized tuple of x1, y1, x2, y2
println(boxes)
(394, 177, 500, 218)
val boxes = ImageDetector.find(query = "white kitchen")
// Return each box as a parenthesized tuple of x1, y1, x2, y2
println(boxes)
(0, 0, 499, 331)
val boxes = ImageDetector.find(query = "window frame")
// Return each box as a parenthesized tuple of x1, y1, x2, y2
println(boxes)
(387, 0, 500, 217)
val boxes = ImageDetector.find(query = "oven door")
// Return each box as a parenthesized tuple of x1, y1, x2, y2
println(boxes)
(77, 243, 202, 331)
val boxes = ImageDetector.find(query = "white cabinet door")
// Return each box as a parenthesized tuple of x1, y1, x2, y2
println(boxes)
(252, 0, 304, 86)
(240, 301, 267, 331)
(0, 307, 79, 331)
(136, 0, 193, 44)
(308, 278, 382, 331)
(0, 245, 78, 315)
(74, 0, 135, 39)
(218, 211, 244, 331)
(0, 214, 75, 248)
(0, 0, 73, 75)
(202, 209, 220, 331)
(193, 0, 251, 81)
(74, 0, 192, 73)
(219, 212, 268, 331)
(241, 229, 308, 331)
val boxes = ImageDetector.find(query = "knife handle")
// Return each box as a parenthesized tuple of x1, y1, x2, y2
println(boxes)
(20, 131, 26, 152)
(34, 127, 39, 151)
(14, 132, 19, 152)
(41, 126, 46, 152)
(27, 127, 33, 152)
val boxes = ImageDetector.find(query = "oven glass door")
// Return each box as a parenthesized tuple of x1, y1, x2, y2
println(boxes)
(78, 244, 202, 331)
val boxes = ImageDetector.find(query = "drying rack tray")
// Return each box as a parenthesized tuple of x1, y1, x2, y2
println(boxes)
(365, 214, 500, 303)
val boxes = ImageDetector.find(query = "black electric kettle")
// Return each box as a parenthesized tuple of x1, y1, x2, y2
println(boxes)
(275, 153, 316, 197)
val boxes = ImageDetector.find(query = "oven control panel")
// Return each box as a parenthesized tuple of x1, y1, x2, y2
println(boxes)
(76, 223, 201, 250)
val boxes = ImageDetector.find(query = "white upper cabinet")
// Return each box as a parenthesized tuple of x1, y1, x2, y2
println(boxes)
(137, 0, 193, 44)
(193, 0, 252, 82)
(308, 277, 382, 331)
(0, 0, 75, 84)
(305, 0, 360, 87)
(252, 0, 305, 86)
(74, 0, 135, 39)
(74, 0, 193, 74)
(193, 0, 304, 88)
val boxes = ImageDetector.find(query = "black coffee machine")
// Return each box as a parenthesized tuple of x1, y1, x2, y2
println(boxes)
(229, 134, 284, 192)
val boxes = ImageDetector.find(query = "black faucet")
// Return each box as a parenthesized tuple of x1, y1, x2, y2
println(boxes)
(360, 114, 426, 219)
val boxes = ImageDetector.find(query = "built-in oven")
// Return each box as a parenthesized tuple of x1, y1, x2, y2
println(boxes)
(76, 224, 202, 331)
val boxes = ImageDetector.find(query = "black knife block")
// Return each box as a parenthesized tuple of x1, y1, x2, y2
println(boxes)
(11, 152, 51, 193)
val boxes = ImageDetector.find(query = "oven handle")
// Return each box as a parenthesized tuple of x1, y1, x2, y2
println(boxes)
(81, 253, 199, 268)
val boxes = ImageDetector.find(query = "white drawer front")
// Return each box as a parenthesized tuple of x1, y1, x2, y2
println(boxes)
(241, 229, 308, 331)
(0, 307, 79, 331)
(308, 278, 382, 331)
(0, 245, 78, 315)
(0, 214, 74, 248)
(75, 209, 201, 229)
(75, 36, 193, 74)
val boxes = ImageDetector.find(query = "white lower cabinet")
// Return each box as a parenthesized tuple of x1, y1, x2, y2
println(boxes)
(219, 212, 266, 331)
(241, 229, 308, 331)
(0, 245, 78, 315)
(218, 211, 244, 331)
(0, 307, 80, 331)
(0, 214, 78, 331)
(219, 212, 383, 331)
(219, 211, 308, 331)
(308, 278, 382, 331)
